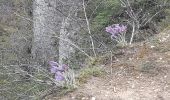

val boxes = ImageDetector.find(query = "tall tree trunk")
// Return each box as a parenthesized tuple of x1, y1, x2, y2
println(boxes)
(32, 0, 59, 65)
(59, 17, 72, 65)
(58, 0, 80, 65)
(32, 0, 81, 66)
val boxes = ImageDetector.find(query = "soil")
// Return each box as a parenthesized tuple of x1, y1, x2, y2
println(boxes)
(47, 30, 170, 100)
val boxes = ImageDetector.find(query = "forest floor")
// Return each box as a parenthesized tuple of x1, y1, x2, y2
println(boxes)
(48, 29, 170, 100)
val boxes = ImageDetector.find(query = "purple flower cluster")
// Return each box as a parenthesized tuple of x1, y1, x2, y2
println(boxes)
(49, 61, 68, 81)
(105, 24, 127, 38)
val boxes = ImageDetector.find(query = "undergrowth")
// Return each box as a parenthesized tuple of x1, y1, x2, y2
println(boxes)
(77, 66, 105, 84)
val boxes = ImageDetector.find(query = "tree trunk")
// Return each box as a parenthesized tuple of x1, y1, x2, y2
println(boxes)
(58, 0, 81, 65)
(32, 0, 60, 65)
(32, 0, 81, 66)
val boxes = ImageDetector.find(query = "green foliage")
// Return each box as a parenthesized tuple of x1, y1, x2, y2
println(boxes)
(77, 66, 105, 84)
(86, 57, 101, 67)
(89, 0, 120, 31)
(78, 0, 121, 49)
(158, 9, 170, 30)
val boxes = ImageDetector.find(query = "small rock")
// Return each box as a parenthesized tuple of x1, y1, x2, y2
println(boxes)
(131, 84, 135, 88)
(136, 76, 140, 79)
(71, 96, 75, 99)
(150, 45, 155, 48)
(81, 97, 86, 100)
(164, 75, 167, 78)
(105, 94, 108, 97)
(91, 97, 96, 100)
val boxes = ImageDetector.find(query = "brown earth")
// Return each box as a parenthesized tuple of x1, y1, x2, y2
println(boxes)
(47, 29, 170, 100)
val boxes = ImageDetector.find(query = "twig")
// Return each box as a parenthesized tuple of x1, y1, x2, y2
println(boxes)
(83, 0, 97, 57)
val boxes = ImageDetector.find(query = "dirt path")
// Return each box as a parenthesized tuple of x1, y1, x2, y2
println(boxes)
(60, 66, 170, 100)
(60, 50, 170, 99)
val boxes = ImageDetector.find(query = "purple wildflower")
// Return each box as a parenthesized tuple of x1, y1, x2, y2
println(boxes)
(105, 24, 127, 38)
(119, 25, 127, 33)
(49, 61, 59, 67)
(106, 25, 117, 36)
(49, 61, 69, 81)
(49, 61, 59, 73)
(50, 65, 57, 73)
(62, 64, 69, 71)
(55, 71, 65, 81)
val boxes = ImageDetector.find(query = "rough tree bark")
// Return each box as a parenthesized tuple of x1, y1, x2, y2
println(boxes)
(32, 0, 61, 65)
(32, 0, 82, 66)
(58, 6, 76, 65)
(58, 0, 81, 65)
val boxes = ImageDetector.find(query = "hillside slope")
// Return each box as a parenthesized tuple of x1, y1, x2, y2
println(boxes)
(49, 28, 170, 100)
